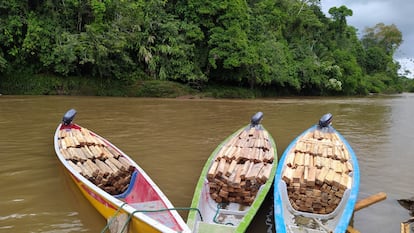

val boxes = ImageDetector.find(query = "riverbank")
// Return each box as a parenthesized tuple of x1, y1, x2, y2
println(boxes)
(1, 73, 412, 98)
(0, 74, 288, 99)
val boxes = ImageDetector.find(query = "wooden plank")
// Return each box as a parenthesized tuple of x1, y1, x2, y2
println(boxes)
(231, 164, 243, 187)
(292, 166, 304, 183)
(294, 152, 305, 166)
(105, 159, 120, 174)
(68, 160, 83, 174)
(304, 153, 311, 167)
(324, 169, 335, 185)
(332, 172, 342, 188)
(78, 161, 93, 177)
(316, 167, 329, 185)
(60, 139, 67, 150)
(108, 157, 125, 170)
(286, 152, 295, 167)
(95, 159, 113, 175)
(216, 158, 227, 177)
(259, 163, 273, 182)
(240, 160, 251, 180)
(208, 160, 219, 180)
(64, 136, 74, 148)
(60, 148, 71, 160)
(118, 156, 133, 170)
(246, 162, 264, 180)
(332, 159, 343, 173)
(303, 166, 309, 185)
(226, 159, 238, 177)
(85, 159, 101, 175)
(307, 166, 316, 187)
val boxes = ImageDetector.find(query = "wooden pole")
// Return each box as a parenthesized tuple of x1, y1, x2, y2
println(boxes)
(346, 192, 387, 233)
(401, 222, 410, 233)
(347, 226, 360, 233)
(401, 217, 414, 233)
(354, 192, 387, 212)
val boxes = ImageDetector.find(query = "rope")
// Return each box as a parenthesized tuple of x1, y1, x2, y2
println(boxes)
(100, 202, 128, 233)
(118, 207, 203, 233)
(313, 218, 333, 233)
(212, 203, 234, 226)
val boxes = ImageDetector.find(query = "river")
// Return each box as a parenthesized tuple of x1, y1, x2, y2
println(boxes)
(1, 94, 414, 233)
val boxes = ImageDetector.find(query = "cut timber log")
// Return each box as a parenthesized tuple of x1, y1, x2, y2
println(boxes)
(246, 162, 264, 181)
(216, 158, 227, 177)
(105, 159, 120, 174)
(108, 157, 126, 171)
(68, 160, 83, 174)
(282, 167, 294, 184)
(95, 159, 113, 175)
(226, 160, 238, 177)
(118, 157, 134, 171)
(208, 160, 219, 180)
(284, 128, 355, 214)
(208, 127, 274, 205)
(85, 159, 100, 176)
(259, 164, 273, 182)
(59, 127, 135, 196)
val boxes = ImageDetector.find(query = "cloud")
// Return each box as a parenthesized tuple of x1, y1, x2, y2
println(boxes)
(321, 0, 414, 77)
(398, 58, 414, 78)
(321, 0, 413, 57)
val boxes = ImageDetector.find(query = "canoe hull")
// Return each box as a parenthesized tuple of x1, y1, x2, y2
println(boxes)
(54, 115, 190, 233)
(274, 125, 360, 233)
(188, 122, 278, 233)
(68, 172, 164, 233)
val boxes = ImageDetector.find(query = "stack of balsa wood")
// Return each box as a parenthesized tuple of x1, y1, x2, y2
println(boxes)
(207, 127, 274, 206)
(282, 129, 353, 214)
(57, 127, 135, 195)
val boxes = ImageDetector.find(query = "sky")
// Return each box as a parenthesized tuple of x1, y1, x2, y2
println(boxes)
(320, 0, 414, 78)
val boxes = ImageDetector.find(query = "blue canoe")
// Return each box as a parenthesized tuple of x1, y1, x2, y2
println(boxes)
(274, 113, 360, 233)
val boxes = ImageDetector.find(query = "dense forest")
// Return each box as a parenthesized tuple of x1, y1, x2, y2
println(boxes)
(1, 0, 413, 97)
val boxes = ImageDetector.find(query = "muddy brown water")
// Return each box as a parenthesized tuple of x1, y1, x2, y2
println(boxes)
(1, 94, 414, 233)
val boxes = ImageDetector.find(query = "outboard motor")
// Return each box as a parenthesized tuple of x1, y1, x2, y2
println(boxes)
(250, 112, 264, 127)
(62, 109, 77, 125)
(318, 113, 333, 128)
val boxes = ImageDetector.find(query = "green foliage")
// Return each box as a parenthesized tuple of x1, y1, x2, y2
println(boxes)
(0, 52, 6, 73)
(328, 5, 352, 35)
(130, 80, 197, 98)
(362, 23, 403, 56)
(402, 78, 414, 92)
(0, 0, 406, 96)
(203, 85, 256, 98)
(364, 47, 391, 74)
(0, 73, 143, 96)
(332, 49, 363, 95)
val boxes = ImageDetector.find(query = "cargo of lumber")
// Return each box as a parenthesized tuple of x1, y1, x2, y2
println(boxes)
(281, 129, 353, 214)
(58, 128, 135, 195)
(207, 127, 274, 206)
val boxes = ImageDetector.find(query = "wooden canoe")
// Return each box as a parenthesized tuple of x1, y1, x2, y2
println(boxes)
(186, 112, 278, 233)
(274, 113, 360, 233)
(54, 109, 191, 233)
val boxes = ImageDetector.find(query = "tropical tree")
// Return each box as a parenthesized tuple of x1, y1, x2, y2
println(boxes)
(362, 23, 403, 55)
